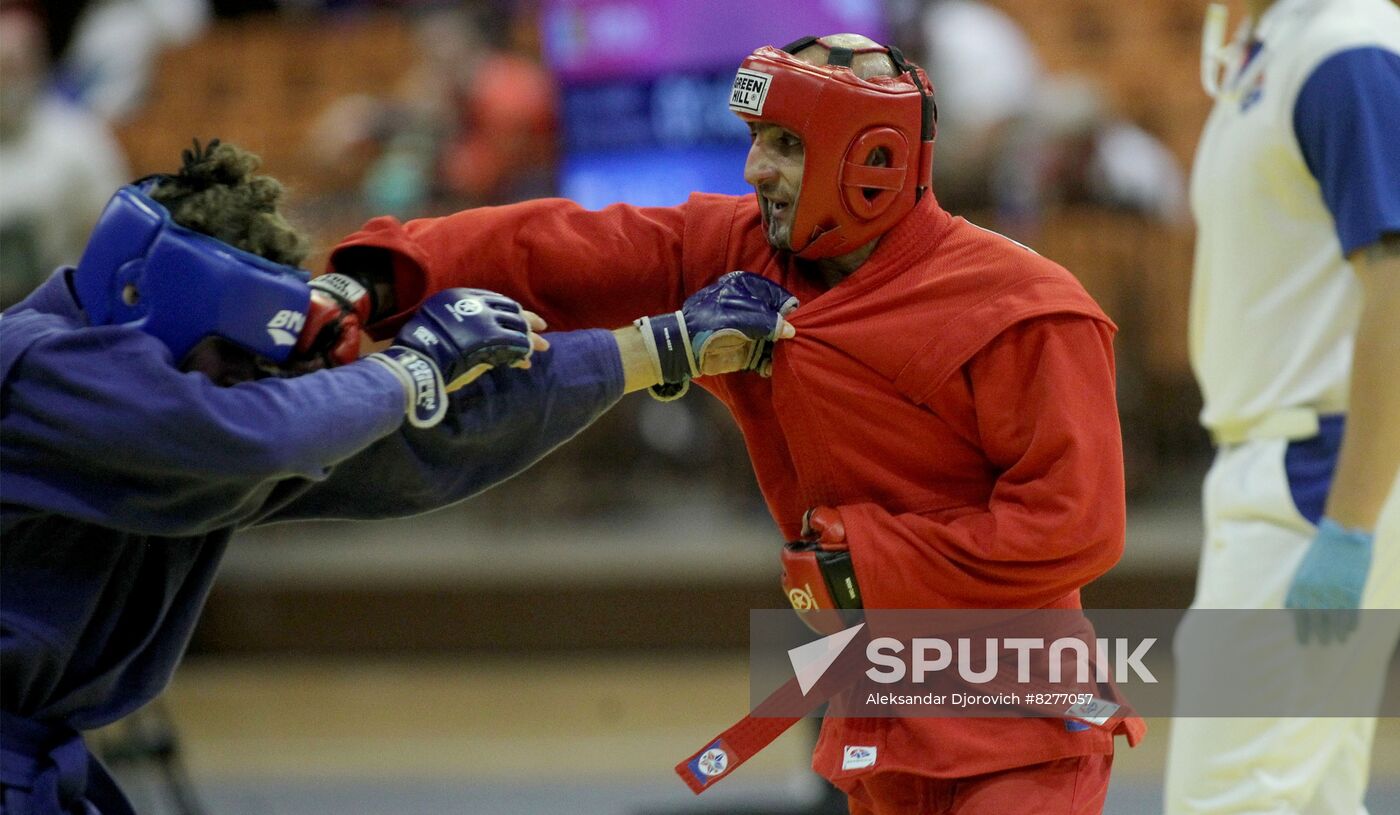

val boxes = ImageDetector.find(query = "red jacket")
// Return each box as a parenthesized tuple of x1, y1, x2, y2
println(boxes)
(331, 192, 1144, 780)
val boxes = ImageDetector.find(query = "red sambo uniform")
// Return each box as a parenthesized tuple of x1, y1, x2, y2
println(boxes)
(332, 191, 1145, 812)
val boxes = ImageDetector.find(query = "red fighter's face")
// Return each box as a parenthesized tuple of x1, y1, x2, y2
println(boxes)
(743, 122, 805, 251)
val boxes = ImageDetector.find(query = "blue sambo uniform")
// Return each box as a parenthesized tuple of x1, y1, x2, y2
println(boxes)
(0, 269, 624, 814)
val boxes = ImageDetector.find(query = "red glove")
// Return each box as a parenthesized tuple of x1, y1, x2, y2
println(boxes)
(781, 507, 863, 634)
(294, 273, 374, 368)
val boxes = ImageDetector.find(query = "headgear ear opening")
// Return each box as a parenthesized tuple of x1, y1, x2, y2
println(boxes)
(71, 184, 313, 364)
(732, 37, 937, 259)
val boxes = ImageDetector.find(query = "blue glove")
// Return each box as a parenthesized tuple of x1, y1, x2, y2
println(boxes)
(368, 288, 533, 427)
(636, 271, 798, 400)
(1284, 518, 1373, 645)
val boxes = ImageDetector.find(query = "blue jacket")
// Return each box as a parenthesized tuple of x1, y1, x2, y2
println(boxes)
(0, 269, 624, 813)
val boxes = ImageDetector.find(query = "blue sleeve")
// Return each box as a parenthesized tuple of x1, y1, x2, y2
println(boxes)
(264, 328, 625, 522)
(1292, 46, 1400, 255)
(0, 320, 406, 536)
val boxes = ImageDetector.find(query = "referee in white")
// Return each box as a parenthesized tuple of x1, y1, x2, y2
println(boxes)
(1167, 0, 1400, 813)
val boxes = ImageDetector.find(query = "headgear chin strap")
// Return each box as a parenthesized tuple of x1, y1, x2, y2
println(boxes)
(71, 181, 312, 364)
(730, 36, 937, 259)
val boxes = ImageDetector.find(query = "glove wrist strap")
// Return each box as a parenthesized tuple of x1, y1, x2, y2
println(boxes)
(367, 347, 447, 428)
(635, 312, 697, 384)
(635, 312, 697, 402)
(311, 273, 373, 323)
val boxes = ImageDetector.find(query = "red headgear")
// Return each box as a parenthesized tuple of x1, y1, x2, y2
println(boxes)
(730, 36, 937, 259)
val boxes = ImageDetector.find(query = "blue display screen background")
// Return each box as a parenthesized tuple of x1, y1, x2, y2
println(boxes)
(559, 71, 752, 208)
(542, 0, 887, 208)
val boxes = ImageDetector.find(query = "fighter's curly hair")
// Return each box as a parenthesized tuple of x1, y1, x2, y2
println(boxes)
(149, 139, 311, 267)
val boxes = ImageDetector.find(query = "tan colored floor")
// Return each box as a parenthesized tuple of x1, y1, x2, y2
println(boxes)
(164, 654, 810, 782)
(161, 654, 1400, 785)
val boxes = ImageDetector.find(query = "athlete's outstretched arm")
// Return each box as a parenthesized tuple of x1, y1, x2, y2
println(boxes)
(0, 315, 407, 536)
(265, 273, 796, 521)
(328, 198, 698, 337)
(262, 328, 627, 522)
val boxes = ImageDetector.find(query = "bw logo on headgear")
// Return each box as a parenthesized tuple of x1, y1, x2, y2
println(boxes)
(729, 69, 772, 115)
(265, 309, 306, 347)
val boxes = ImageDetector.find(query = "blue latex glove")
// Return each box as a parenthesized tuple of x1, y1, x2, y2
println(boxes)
(1284, 518, 1373, 645)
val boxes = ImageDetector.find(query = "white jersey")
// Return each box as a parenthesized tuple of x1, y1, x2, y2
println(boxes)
(1188, 0, 1400, 435)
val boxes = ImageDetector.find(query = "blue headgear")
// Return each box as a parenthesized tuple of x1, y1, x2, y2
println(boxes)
(71, 180, 312, 364)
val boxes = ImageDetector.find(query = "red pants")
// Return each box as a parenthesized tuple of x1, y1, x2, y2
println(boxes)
(842, 754, 1113, 815)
